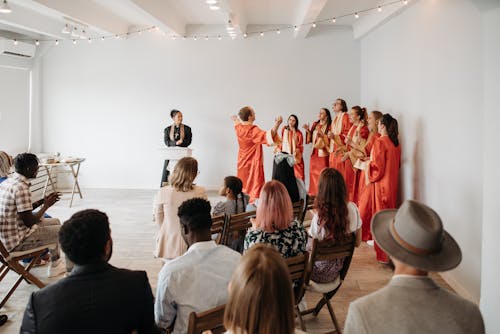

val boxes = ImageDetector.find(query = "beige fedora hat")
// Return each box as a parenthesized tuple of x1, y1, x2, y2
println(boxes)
(371, 200, 462, 272)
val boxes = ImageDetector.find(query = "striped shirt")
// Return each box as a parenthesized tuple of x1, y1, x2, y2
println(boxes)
(0, 173, 35, 251)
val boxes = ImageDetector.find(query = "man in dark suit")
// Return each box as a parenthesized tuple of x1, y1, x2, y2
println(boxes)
(21, 209, 159, 334)
(161, 109, 192, 186)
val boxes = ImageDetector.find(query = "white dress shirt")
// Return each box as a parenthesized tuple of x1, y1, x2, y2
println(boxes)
(155, 241, 241, 333)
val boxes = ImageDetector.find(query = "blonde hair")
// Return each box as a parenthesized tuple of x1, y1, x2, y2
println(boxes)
(255, 181, 293, 232)
(224, 244, 295, 334)
(168, 157, 198, 192)
(0, 151, 12, 178)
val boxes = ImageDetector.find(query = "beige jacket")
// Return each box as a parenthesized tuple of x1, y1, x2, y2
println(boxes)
(153, 185, 207, 259)
(344, 275, 484, 334)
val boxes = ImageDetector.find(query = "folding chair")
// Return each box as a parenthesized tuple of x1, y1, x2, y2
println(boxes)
(292, 199, 304, 222)
(300, 195, 315, 228)
(187, 304, 226, 334)
(222, 211, 256, 247)
(285, 252, 309, 331)
(0, 240, 52, 308)
(211, 214, 227, 245)
(300, 234, 356, 334)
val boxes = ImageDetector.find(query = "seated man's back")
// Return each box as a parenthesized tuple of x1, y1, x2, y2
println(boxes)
(345, 275, 483, 334)
(21, 209, 158, 334)
(22, 263, 156, 334)
(155, 241, 240, 333)
(155, 198, 241, 333)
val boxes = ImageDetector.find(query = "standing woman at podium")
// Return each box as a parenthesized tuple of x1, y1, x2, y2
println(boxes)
(161, 109, 192, 186)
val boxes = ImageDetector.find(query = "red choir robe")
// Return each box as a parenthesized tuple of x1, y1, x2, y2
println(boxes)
(368, 135, 401, 263)
(344, 124, 369, 203)
(280, 127, 305, 181)
(235, 123, 274, 202)
(356, 132, 380, 241)
(329, 112, 351, 178)
(307, 121, 330, 195)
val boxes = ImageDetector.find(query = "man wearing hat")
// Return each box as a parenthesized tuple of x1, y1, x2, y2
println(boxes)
(344, 200, 484, 334)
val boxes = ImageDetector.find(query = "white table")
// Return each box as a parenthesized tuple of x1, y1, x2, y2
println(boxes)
(40, 158, 85, 207)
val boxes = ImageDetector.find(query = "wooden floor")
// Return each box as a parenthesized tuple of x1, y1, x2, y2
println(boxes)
(0, 189, 451, 333)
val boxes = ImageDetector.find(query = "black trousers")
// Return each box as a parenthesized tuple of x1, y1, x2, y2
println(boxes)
(160, 160, 170, 187)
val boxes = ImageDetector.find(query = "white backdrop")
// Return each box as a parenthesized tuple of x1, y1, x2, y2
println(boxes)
(40, 26, 360, 190)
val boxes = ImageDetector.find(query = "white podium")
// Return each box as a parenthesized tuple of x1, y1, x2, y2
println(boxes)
(159, 147, 193, 172)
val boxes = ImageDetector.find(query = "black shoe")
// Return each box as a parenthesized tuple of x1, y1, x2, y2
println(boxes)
(0, 314, 8, 326)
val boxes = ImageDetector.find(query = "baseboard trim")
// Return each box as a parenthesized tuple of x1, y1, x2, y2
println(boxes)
(439, 272, 479, 304)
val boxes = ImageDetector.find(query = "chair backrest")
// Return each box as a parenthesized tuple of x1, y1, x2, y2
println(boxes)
(300, 195, 315, 222)
(187, 304, 226, 334)
(0, 240, 9, 259)
(292, 199, 304, 222)
(222, 210, 256, 246)
(211, 214, 226, 245)
(285, 252, 309, 305)
(306, 233, 356, 284)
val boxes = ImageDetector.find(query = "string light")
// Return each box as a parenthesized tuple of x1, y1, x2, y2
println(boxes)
(2, 1, 410, 44)
(35, 40, 40, 46)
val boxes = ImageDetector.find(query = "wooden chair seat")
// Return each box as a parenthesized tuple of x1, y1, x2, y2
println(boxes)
(0, 240, 49, 308)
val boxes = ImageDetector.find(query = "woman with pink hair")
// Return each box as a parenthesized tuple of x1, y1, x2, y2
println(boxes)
(244, 180, 306, 258)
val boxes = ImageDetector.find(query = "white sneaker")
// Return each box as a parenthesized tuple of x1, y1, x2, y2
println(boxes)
(46, 259, 66, 278)
(367, 240, 374, 247)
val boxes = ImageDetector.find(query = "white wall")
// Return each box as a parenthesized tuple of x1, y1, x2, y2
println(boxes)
(480, 5, 500, 334)
(40, 26, 360, 190)
(360, 0, 483, 301)
(0, 57, 31, 154)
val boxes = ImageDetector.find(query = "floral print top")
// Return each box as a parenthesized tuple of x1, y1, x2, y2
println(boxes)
(244, 220, 307, 258)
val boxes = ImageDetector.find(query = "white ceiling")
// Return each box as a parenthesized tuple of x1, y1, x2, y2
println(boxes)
(0, 0, 411, 42)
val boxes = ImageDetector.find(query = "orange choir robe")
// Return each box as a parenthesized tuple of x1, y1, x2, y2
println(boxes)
(368, 135, 401, 263)
(235, 123, 271, 202)
(357, 132, 380, 241)
(307, 121, 330, 195)
(280, 127, 305, 181)
(344, 124, 369, 203)
(329, 112, 351, 178)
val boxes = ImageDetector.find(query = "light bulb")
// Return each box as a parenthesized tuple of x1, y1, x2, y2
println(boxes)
(218, 35, 222, 40)
(403, 0, 408, 4)
(88, 38, 92, 43)
(312, 22, 316, 28)
(193, 36, 197, 40)
(101, 36, 105, 41)
(205, 36, 208, 40)
(55, 40, 59, 45)
(35, 40, 40, 46)
(209, 5, 219, 10)
(72, 39, 77, 45)
(276, 29, 280, 34)
(260, 32, 264, 37)
(355, 12, 359, 19)
(243, 33, 248, 38)
(62, 24, 70, 34)
(378, 6, 382, 12)
(294, 25, 299, 31)
(206, 0, 217, 4)
(13, 39, 18, 45)
(332, 18, 336, 23)
(115, 35, 120, 39)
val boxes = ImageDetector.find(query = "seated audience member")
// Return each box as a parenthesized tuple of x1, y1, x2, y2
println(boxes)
(0, 153, 66, 277)
(212, 176, 249, 216)
(272, 152, 306, 204)
(155, 198, 241, 333)
(344, 200, 485, 334)
(308, 168, 361, 283)
(0, 151, 13, 183)
(244, 180, 306, 259)
(154, 157, 207, 259)
(21, 209, 159, 334)
(224, 244, 306, 334)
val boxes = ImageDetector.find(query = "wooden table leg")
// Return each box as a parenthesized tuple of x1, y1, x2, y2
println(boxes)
(69, 162, 83, 207)
(42, 165, 56, 197)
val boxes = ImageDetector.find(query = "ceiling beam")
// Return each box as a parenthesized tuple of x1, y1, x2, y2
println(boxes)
(129, 0, 185, 37)
(293, 0, 327, 39)
(0, 2, 66, 39)
(34, 0, 130, 35)
(352, 1, 412, 39)
(221, 0, 247, 36)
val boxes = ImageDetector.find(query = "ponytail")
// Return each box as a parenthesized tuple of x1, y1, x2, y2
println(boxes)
(381, 114, 399, 147)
